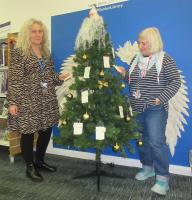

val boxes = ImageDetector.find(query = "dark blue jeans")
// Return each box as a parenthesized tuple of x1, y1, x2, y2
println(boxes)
(137, 104, 169, 177)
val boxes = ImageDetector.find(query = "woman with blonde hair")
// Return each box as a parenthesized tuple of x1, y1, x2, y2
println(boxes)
(117, 27, 181, 195)
(8, 18, 69, 182)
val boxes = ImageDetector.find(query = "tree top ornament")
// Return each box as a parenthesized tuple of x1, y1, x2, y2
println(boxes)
(75, 5, 106, 50)
(89, 5, 98, 18)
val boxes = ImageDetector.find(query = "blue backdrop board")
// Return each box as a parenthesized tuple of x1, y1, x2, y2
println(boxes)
(51, 0, 192, 167)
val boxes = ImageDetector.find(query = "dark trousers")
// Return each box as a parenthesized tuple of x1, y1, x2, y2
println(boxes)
(20, 127, 52, 165)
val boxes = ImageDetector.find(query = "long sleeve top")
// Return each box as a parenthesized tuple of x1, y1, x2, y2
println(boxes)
(125, 53, 181, 113)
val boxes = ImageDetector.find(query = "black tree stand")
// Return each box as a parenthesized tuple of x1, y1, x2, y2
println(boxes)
(73, 148, 125, 192)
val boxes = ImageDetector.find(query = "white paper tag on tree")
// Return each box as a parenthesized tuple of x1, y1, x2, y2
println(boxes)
(73, 122, 83, 135)
(81, 90, 88, 103)
(103, 56, 110, 68)
(84, 66, 91, 79)
(95, 126, 106, 140)
(112, 47, 115, 58)
(119, 106, 124, 118)
(129, 106, 133, 116)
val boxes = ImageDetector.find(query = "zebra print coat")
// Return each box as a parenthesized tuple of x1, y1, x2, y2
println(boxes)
(8, 48, 63, 134)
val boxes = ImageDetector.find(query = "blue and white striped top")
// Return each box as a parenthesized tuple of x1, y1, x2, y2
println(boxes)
(125, 53, 181, 113)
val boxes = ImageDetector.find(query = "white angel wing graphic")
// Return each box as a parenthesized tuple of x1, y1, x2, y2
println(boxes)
(116, 41, 189, 156)
(116, 41, 139, 65)
(166, 72, 189, 155)
(56, 55, 77, 114)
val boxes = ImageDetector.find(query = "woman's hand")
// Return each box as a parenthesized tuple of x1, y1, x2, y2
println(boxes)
(114, 65, 126, 76)
(8, 105, 18, 116)
(59, 73, 71, 81)
(154, 98, 161, 105)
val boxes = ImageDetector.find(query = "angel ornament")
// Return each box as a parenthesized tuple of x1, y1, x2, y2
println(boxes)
(56, 6, 106, 118)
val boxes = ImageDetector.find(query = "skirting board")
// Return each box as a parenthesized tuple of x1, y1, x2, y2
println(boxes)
(47, 139, 192, 177)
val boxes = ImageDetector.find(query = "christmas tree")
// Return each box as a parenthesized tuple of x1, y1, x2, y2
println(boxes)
(55, 6, 140, 163)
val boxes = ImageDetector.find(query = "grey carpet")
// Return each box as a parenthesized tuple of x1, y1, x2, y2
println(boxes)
(0, 147, 191, 200)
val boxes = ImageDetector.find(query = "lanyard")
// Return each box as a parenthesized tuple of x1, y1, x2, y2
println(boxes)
(32, 49, 46, 72)
(38, 58, 45, 73)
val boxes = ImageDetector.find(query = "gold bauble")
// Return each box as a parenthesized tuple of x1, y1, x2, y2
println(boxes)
(114, 143, 120, 150)
(66, 93, 73, 99)
(62, 120, 67, 125)
(82, 54, 87, 60)
(137, 139, 144, 147)
(112, 143, 120, 152)
(121, 83, 125, 88)
(83, 112, 89, 120)
(58, 119, 67, 126)
(99, 70, 105, 77)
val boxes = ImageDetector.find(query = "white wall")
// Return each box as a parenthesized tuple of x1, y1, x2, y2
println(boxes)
(0, 0, 127, 38)
(0, 0, 85, 38)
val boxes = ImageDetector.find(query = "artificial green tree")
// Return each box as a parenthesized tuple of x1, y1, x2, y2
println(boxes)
(54, 7, 140, 164)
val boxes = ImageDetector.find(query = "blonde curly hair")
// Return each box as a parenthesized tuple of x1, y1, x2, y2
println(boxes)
(16, 18, 50, 57)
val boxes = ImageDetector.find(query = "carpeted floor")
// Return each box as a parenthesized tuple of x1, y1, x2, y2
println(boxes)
(0, 147, 191, 200)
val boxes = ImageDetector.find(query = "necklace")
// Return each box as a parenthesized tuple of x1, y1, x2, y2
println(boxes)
(138, 56, 152, 78)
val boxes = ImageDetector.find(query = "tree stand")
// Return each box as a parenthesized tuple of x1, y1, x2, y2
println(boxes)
(73, 148, 125, 192)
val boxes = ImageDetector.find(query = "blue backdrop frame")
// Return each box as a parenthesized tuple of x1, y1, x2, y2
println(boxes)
(51, 0, 192, 167)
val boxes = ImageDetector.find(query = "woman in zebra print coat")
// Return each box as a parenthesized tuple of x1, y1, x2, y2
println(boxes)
(8, 18, 69, 182)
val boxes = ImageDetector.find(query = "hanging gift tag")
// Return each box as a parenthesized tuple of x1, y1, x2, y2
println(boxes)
(129, 106, 133, 116)
(103, 56, 110, 68)
(81, 90, 89, 103)
(84, 66, 91, 79)
(95, 126, 106, 140)
(112, 47, 115, 58)
(73, 122, 83, 135)
(118, 106, 124, 118)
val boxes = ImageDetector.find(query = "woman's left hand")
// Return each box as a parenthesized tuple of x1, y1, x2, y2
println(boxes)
(59, 73, 71, 81)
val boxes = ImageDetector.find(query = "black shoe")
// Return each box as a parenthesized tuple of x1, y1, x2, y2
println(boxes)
(26, 163, 43, 182)
(35, 161, 57, 172)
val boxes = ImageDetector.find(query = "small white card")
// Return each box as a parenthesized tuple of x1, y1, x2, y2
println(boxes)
(84, 66, 91, 79)
(119, 106, 124, 118)
(81, 90, 89, 104)
(103, 56, 110, 68)
(73, 122, 83, 135)
(96, 126, 106, 140)
(112, 47, 115, 58)
(129, 106, 133, 116)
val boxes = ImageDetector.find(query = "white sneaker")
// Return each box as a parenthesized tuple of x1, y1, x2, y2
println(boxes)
(135, 168, 155, 181)
(151, 180, 169, 195)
